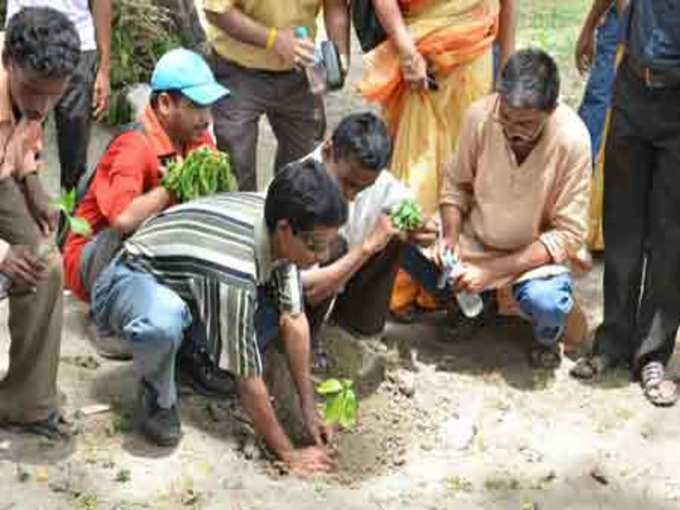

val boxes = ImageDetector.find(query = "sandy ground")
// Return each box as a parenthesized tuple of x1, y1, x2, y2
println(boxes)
(2, 28, 680, 510)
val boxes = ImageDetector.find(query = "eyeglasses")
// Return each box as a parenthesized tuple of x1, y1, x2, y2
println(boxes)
(491, 97, 548, 143)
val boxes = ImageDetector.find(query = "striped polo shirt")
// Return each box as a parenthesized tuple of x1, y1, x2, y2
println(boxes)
(122, 193, 304, 378)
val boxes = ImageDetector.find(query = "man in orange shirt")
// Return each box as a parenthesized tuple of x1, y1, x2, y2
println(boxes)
(0, 7, 81, 439)
(63, 48, 233, 397)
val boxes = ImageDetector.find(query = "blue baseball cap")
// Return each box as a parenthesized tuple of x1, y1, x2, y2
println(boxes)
(151, 48, 229, 106)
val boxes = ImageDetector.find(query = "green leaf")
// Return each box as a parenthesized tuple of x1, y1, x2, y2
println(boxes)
(52, 188, 77, 215)
(317, 378, 343, 395)
(339, 389, 358, 429)
(321, 393, 345, 424)
(63, 188, 76, 214)
(68, 216, 93, 237)
(391, 199, 424, 232)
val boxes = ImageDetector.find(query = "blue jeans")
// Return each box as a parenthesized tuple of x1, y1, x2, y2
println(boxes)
(91, 259, 192, 409)
(401, 245, 573, 346)
(577, 6, 619, 161)
(92, 260, 282, 407)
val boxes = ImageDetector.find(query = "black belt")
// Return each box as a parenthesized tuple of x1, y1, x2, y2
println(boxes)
(625, 53, 680, 89)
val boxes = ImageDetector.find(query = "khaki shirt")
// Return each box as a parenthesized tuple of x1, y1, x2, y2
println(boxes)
(203, 0, 322, 71)
(440, 93, 591, 283)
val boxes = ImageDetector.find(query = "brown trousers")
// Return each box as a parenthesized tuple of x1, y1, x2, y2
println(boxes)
(0, 178, 63, 423)
(210, 56, 326, 191)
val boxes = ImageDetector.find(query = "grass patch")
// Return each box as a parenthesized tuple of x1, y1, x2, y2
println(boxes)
(484, 474, 522, 491)
(446, 475, 474, 493)
(517, 0, 592, 107)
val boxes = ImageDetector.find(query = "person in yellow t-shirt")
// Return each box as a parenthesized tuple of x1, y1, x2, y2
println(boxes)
(202, 0, 350, 191)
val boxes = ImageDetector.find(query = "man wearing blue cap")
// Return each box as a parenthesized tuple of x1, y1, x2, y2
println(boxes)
(63, 48, 233, 397)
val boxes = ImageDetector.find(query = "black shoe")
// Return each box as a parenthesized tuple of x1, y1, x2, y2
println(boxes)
(138, 380, 181, 447)
(177, 348, 236, 399)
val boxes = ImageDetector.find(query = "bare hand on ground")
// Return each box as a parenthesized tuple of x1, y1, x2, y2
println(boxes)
(283, 446, 334, 475)
(0, 245, 47, 288)
(302, 403, 335, 447)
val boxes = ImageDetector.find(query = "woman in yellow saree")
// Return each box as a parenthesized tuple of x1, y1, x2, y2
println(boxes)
(359, 0, 516, 316)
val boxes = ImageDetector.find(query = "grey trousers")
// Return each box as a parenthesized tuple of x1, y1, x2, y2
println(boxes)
(0, 179, 63, 423)
(210, 56, 326, 191)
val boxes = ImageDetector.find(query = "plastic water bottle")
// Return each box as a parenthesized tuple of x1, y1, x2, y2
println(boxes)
(295, 27, 327, 95)
(0, 273, 10, 300)
(438, 248, 484, 318)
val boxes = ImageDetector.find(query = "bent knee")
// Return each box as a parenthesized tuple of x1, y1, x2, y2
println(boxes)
(518, 281, 573, 322)
(124, 293, 191, 348)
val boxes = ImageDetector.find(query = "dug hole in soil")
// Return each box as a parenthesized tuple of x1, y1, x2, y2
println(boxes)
(263, 321, 452, 486)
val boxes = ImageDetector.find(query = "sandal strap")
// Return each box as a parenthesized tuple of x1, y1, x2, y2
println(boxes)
(641, 361, 665, 387)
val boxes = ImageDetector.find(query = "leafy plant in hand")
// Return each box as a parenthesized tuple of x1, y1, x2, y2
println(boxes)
(317, 378, 358, 429)
(162, 148, 238, 202)
(390, 199, 424, 232)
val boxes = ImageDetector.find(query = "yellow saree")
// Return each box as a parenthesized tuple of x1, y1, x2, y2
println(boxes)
(358, 0, 499, 312)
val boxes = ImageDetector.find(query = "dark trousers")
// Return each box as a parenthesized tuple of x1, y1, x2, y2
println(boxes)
(56, 50, 97, 191)
(303, 239, 404, 339)
(210, 56, 326, 191)
(593, 59, 680, 372)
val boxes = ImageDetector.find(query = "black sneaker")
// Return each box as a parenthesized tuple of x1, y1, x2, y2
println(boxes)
(177, 348, 236, 399)
(138, 380, 181, 447)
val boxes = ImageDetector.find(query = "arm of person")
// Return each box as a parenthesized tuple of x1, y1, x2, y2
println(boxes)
(455, 240, 553, 294)
(91, 0, 113, 119)
(302, 215, 396, 305)
(372, 0, 427, 88)
(616, 0, 629, 16)
(440, 204, 464, 255)
(203, 2, 314, 68)
(96, 134, 172, 236)
(575, 0, 615, 74)
(497, 0, 518, 70)
(279, 311, 333, 445)
(237, 376, 333, 474)
(323, 0, 351, 72)
(439, 103, 483, 254)
(110, 187, 172, 235)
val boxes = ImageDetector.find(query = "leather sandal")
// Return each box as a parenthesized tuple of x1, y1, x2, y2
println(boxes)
(641, 361, 678, 407)
(569, 353, 612, 380)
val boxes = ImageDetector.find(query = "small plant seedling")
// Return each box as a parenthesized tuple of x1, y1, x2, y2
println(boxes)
(390, 199, 424, 232)
(316, 378, 358, 429)
(53, 188, 92, 239)
(162, 148, 238, 202)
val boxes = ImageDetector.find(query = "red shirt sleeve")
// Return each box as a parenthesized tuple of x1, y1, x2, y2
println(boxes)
(95, 132, 159, 223)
